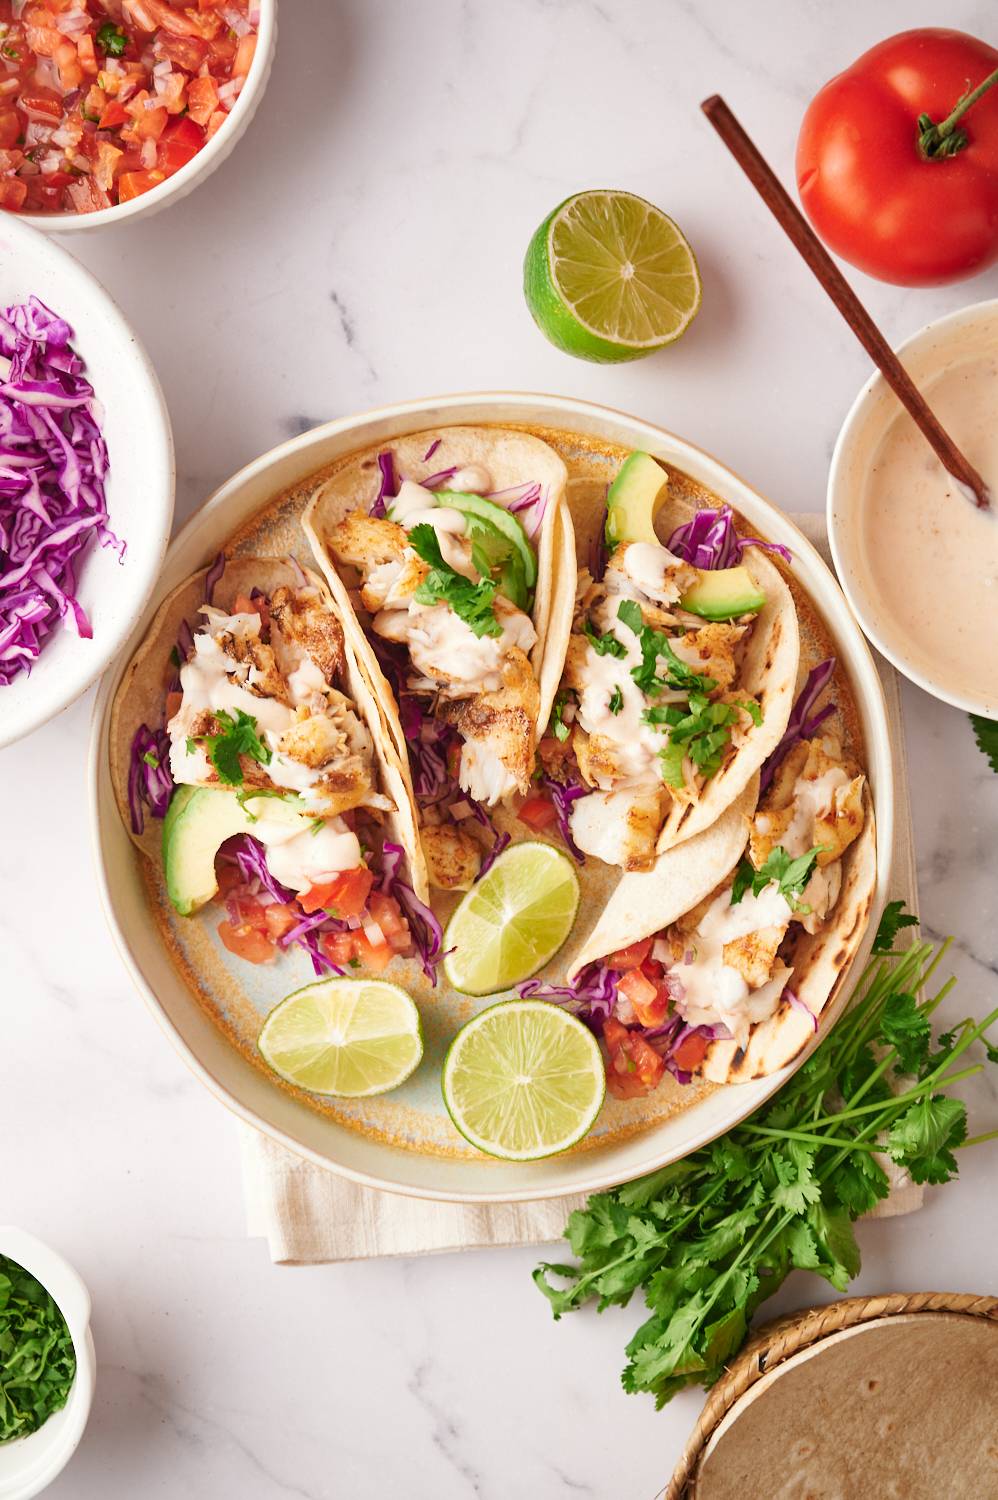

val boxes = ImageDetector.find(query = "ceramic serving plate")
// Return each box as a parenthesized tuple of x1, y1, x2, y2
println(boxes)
(89, 393, 893, 1203)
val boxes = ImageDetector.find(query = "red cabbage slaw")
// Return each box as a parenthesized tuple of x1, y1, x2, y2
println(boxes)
(759, 657, 837, 793)
(520, 961, 730, 1087)
(665, 504, 793, 570)
(368, 446, 548, 537)
(0, 297, 120, 687)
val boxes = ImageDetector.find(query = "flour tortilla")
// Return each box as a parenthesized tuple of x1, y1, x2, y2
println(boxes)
(108, 557, 420, 885)
(693, 1313, 998, 1499)
(569, 775, 877, 1085)
(560, 475, 800, 859)
(302, 425, 575, 899)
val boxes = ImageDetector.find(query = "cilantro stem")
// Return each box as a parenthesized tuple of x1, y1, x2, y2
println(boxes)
(804, 1064, 984, 1130)
(963, 1128, 998, 1148)
(738, 1125, 883, 1152)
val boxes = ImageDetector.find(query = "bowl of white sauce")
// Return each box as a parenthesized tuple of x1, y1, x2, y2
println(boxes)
(828, 298, 998, 718)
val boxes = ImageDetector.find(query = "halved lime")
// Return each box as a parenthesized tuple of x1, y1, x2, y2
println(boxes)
(442, 1000, 605, 1159)
(443, 841, 580, 996)
(258, 978, 422, 1098)
(523, 189, 702, 363)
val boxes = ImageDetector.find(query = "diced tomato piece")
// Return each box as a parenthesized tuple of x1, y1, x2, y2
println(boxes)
(0, 178, 27, 210)
(126, 94, 168, 139)
(214, 862, 244, 900)
(18, 87, 64, 122)
(142, 0, 205, 38)
(204, 108, 227, 141)
(99, 100, 129, 129)
(157, 32, 208, 70)
(157, 114, 204, 175)
(67, 177, 112, 213)
(0, 112, 20, 149)
(77, 34, 98, 75)
(617, 967, 670, 1028)
(607, 936, 653, 971)
(232, 32, 255, 77)
(517, 793, 558, 832)
(353, 930, 393, 974)
(321, 931, 356, 968)
(117, 168, 165, 201)
(0, 150, 25, 173)
(218, 918, 276, 965)
(186, 73, 217, 125)
(264, 903, 300, 941)
(55, 40, 83, 91)
(300, 867, 375, 918)
(603, 1018, 666, 1100)
(226, 894, 269, 931)
(672, 1032, 709, 1073)
(94, 142, 124, 191)
(24, 23, 62, 58)
(367, 890, 407, 939)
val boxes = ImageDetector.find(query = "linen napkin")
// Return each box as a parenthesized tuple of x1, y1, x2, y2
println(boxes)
(242, 514, 922, 1263)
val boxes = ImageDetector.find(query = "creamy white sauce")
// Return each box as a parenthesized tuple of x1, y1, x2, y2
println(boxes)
(784, 764, 848, 856)
(447, 464, 492, 493)
(860, 348, 998, 706)
(389, 482, 476, 577)
(672, 883, 792, 1026)
(256, 816, 362, 894)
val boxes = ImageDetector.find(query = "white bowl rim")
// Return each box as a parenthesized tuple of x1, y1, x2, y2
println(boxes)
(12, 0, 276, 233)
(0, 1227, 95, 1500)
(0, 215, 175, 748)
(827, 295, 998, 716)
(88, 390, 894, 1203)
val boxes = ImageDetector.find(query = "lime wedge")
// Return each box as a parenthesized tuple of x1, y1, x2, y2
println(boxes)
(443, 841, 580, 996)
(442, 1000, 605, 1159)
(258, 978, 422, 1098)
(523, 189, 702, 363)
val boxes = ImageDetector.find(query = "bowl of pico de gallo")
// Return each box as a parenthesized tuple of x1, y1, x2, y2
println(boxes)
(0, 0, 276, 231)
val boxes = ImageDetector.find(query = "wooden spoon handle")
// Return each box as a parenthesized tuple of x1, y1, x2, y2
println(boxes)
(701, 93, 991, 511)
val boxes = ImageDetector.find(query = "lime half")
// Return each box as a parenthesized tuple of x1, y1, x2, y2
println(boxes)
(443, 841, 580, 996)
(258, 978, 422, 1098)
(523, 189, 701, 363)
(442, 1000, 605, 1159)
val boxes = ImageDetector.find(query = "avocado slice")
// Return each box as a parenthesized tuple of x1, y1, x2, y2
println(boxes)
(162, 786, 311, 916)
(680, 565, 766, 620)
(605, 452, 668, 548)
(465, 515, 530, 611)
(439, 491, 537, 589)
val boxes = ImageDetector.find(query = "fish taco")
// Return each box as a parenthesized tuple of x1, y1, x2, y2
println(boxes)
(110, 555, 444, 982)
(525, 659, 876, 1091)
(533, 451, 800, 871)
(302, 426, 574, 899)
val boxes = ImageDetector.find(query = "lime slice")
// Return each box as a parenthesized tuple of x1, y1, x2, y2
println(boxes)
(443, 841, 580, 996)
(523, 189, 702, 363)
(258, 978, 422, 1098)
(442, 1000, 605, 1159)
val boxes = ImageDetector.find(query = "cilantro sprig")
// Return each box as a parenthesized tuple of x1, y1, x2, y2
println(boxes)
(96, 20, 127, 55)
(644, 693, 762, 788)
(731, 843, 824, 909)
(582, 619, 627, 658)
(410, 523, 502, 639)
(616, 599, 714, 697)
(549, 690, 574, 742)
(0, 1255, 77, 1441)
(192, 709, 272, 786)
(970, 713, 998, 773)
(534, 907, 998, 1407)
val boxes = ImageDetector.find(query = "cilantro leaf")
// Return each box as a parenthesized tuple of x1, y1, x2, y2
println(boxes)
(887, 1095, 967, 1184)
(970, 713, 998, 773)
(880, 991, 931, 1074)
(730, 844, 823, 908)
(583, 619, 627, 658)
(549, 690, 574, 742)
(96, 20, 127, 55)
(872, 899, 919, 954)
(617, 599, 714, 697)
(195, 709, 272, 786)
(410, 523, 501, 638)
(608, 685, 623, 715)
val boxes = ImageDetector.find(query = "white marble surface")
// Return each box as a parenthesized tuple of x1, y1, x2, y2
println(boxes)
(3, 1, 998, 1495)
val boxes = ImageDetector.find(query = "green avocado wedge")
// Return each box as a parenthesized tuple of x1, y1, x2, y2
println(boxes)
(605, 451, 668, 548)
(439, 491, 538, 589)
(162, 786, 311, 916)
(679, 565, 766, 621)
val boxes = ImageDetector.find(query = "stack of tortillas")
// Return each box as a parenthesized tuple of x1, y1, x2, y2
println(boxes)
(667, 1293, 998, 1499)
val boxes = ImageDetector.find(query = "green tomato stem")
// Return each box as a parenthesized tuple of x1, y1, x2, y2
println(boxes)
(917, 65, 998, 160)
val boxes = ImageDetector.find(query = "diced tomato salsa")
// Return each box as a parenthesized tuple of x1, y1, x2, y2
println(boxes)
(0, 0, 258, 214)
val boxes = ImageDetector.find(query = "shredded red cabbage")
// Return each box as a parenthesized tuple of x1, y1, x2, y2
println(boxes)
(231, 836, 349, 976)
(421, 466, 459, 488)
(539, 771, 587, 863)
(203, 552, 225, 604)
(0, 296, 120, 686)
(759, 657, 837, 793)
(369, 450, 398, 519)
(666, 504, 792, 571)
(127, 724, 173, 835)
(497, 481, 547, 540)
(423, 438, 441, 462)
(379, 841, 446, 984)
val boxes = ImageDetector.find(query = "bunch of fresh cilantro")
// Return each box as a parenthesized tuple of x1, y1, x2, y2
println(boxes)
(0, 1256, 77, 1441)
(534, 902, 998, 1408)
(970, 714, 998, 772)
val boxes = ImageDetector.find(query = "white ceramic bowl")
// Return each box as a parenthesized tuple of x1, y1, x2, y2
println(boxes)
(89, 392, 893, 1203)
(0, 215, 174, 749)
(15, 1, 277, 234)
(0, 1228, 95, 1500)
(828, 298, 998, 717)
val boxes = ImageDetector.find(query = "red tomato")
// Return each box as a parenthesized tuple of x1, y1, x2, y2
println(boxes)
(158, 116, 205, 176)
(797, 30, 998, 285)
(0, 179, 27, 210)
(353, 930, 394, 973)
(603, 1018, 665, 1100)
(99, 101, 130, 130)
(618, 968, 671, 1028)
(517, 794, 559, 832)
(0, 112, 20, 149)
(264, 903, 300, 941)
(117, 169, 165, 202)
(672, 1032, 709, 1073)
(607, 936, 653, 971)
(300, 867, 375, 918)
(321, 931, 356, 968)
(367, 890, 412, 951)
(218, 918, 276, 965)
(18, 87, 63, 122)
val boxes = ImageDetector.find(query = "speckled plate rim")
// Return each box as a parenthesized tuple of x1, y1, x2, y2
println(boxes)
(87, 392, 893, 1204)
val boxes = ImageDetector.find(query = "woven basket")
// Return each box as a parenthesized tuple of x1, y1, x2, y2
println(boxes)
(665, 1290, 998, 1499)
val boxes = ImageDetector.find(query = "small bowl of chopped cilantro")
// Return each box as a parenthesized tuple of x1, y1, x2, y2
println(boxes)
(0, 1228, 95, 1500)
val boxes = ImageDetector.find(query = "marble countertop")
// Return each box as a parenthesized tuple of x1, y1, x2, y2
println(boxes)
(4, 1, 998, 1494)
